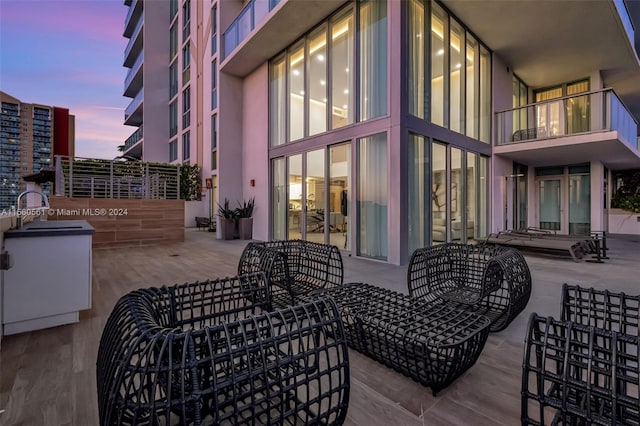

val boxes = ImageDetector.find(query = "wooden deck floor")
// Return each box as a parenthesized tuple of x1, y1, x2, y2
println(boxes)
(1, 236, 526, 425)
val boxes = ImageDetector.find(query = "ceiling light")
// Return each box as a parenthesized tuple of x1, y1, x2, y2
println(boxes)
(317, 54, 325, 61)
(293, 69, 300, 76)
(343, 89, 349, 94)
(455, 63, 461, 69)
(323, 98, 327, 102)
(300, 90, 305, 95)
(345, 67, 349, 73)
(342, 104, 348, 109)
(437, 49, 444, 55)
(416, 33, 422, 38)
(320, 80, 326, 86)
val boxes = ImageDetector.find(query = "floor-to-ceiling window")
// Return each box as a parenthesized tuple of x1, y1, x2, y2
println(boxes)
(408, 134, 428, 253)
(305, 149, 326, 243)
(331, 9, 354, 130)
(272, 158, 286, 240)
(411, 0, 491, 141)
(270, 55, 286, 146)
(289, 42, 305, 141)
(308, 26, 327, 136)
(467, 152, 477, 239)
(330, 143, 350, 250)
(431, 142, 447, 243)
(358, 133, 387, 259)
(408, 0, 425, 118)
(512, 76, 528, 135)
(568, 164, 590, 235)
(450, 147, 464, 241)
(359, 0, 387, 121)
(287, 154, 303, 239)
(535, 79, 589, 138)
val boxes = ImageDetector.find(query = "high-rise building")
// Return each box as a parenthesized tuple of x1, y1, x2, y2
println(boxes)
(0, 91, 75, 210)
(123, 0, 640, 265)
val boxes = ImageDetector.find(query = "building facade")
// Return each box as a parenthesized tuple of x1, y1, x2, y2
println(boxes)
(0, 91, 75, 210)
(124, 0, 640, 265)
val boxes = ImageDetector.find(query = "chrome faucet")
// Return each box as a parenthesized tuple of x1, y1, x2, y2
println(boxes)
(15, 190, 50, 228)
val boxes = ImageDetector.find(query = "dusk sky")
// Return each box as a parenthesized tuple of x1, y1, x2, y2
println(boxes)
(0, 0, 130, 160)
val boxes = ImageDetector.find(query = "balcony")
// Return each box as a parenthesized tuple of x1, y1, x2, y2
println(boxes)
(495, 88, 640, 169)
(223, 0, 282, 59)
(221, 0, 346, 77)
(124, 51, 144, 98)
(124, 89, 143, 126)
(123, 0, 142, 38)
(124, 13, 143, 67)
(123, 126, 143, 160)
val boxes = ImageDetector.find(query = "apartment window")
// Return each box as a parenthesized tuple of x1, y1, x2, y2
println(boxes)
(330, 9, 354, 130)
(308, 26, 327, 136)
(182, 131, 190, 161)
(170, 0, 178, 20)
(211, 60, 217, 110)
(410, 1, 491, 142)
(211, 5, 217, 55)
(289, 41, 305, 141)
(169, 100, 178, 137)
(211, 114, 217, 170)
(182, 86, 191, 130)
(182, 44, 191, 84)
(270, 55, 286, 146)
(359, 0, 387, 122)
(512, 75, 528, 134)
(170, 24, 178, 60)
(182, 0, 191, 40)
(169, 60, 178, 99)
(535, 79, 590, 136)
(358, 132, 387, 260)
(169, 139, 178, 161)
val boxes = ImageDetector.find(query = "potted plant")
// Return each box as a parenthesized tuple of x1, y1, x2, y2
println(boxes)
(217, 198, 237, 240)
(236, 197, 255, 240)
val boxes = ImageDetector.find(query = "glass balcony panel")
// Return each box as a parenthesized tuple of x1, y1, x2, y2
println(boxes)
(223, 0, 281, 59)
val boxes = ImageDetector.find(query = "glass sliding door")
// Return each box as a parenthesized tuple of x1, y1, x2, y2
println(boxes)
(305, 149, 326, 243)
(569, 166, 590, 235)
(359, 0, 387, 121)
(450, 148, 464, 241)
(478, 156, 488, 237)
(431, 142, 447, 243)
(536, 86, 563, 137)
(467, 152, 477, 241)
(287, 154, 303, 239)
(358, 133, 387, 259)
(408, 134, 428, 252)
(329, 143, 350, 250)
(271, 158, 286, 240)
(538, 178, 562, 231)
(270, 56, 286, 146)
(567, 80, 589, 134)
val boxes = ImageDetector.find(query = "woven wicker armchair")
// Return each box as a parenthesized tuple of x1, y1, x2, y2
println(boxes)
(238, 240, 344, 309)
(407, 243, 531, 331)
(97, 273, 350, 426)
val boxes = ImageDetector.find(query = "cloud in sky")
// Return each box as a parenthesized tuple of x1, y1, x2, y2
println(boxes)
(0, 0, 132, 159)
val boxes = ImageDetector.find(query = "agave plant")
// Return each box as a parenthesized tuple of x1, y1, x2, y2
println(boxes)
(236, 197, 255, 218)
(217, 198, 237, 219)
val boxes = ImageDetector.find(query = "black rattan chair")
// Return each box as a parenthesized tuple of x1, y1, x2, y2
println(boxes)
(408, 243, 531, 331)
(522, 313, 640, 425)
(312, 282, 491, 395)
(97, 273, 350, 426)
(238, 240, 344, 309)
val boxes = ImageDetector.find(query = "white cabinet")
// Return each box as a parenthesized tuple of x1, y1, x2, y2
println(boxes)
(2, 221, 93, 335)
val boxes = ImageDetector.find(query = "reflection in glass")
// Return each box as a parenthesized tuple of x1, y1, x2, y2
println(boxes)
(538, 179, 561, 231)
(450, 148, 463, 241)
(359, 0, 387, 121)
(408, 0, 425, 118)
(569, 174, 590, 235)
(408, 134, 428, 252)
(330, 143, 350, 250)
(431, 142, 447, 243)
(358, 133, 387, 259)
(331, 10, 354, 130)
(467, 152, 477, 241)
(289, 43, 305, 141)
(431, 3, 447, 127)
(270, 56, 286, 146)
(272, 158, 286, 240)
(449, 20, 464, 133)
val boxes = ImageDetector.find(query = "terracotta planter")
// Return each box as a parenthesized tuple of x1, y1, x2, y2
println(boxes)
(220, 218, 236, 240)
(238, 217, 253, 240)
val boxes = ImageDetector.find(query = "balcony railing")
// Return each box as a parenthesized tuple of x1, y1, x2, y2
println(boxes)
(124, 126, 143, 152)
(124, 13, 143, 65)
(124, 0, 141, 38)
(223, 0, 282, 58)
(495, 88, 638, 150)
(55, 155, 179, 199)
(124, 51, 144, 94)
(125, 89, 144, 121)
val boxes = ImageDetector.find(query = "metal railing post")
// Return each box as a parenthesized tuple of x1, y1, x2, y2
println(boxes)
(110, 161, 114, 198)
(69, 156, 74, 197)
